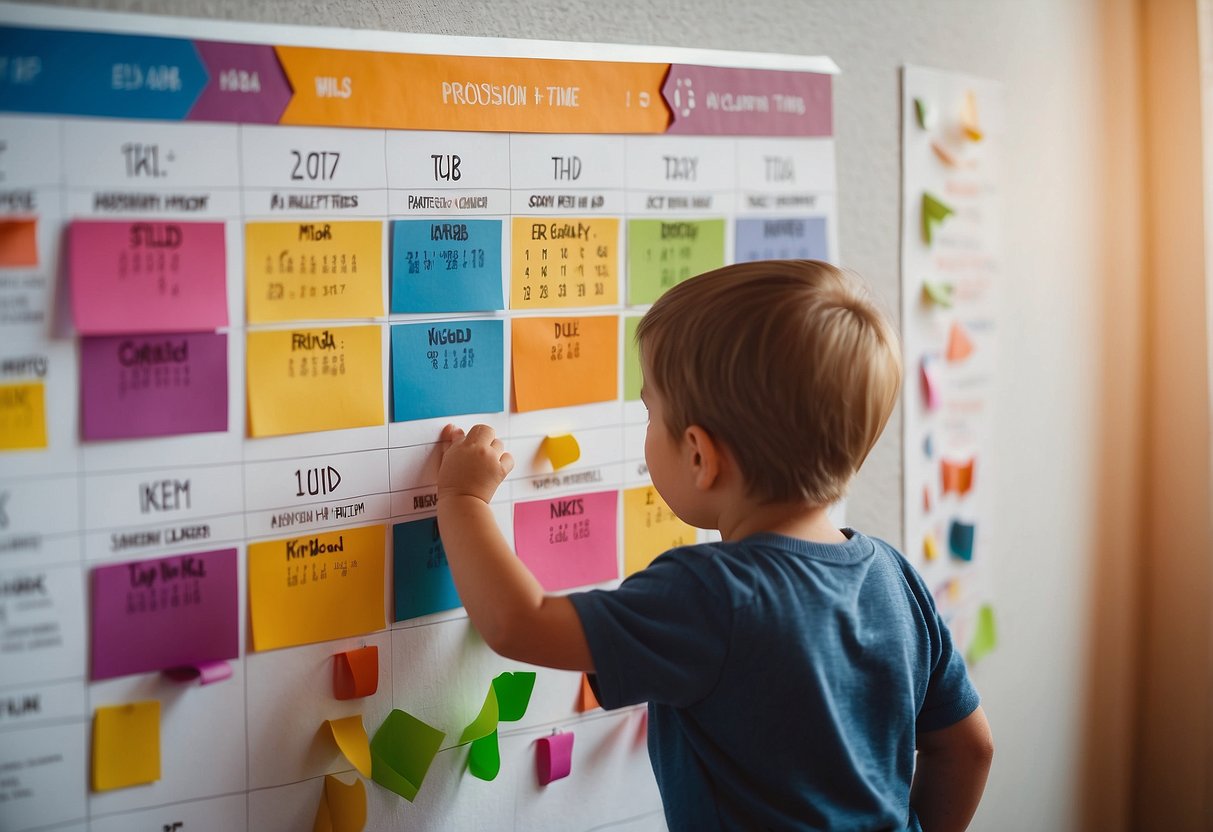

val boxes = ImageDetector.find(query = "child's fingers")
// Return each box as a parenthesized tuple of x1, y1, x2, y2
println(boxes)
(490, 437, 504, 451)
(440, 423, 465, 444)
(500, 452, 516, 475)
(466, 423, 498, 446)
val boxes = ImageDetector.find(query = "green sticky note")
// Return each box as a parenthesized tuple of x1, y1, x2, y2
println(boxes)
(922, 280, 954, 308)
(967, 604, 998, 664)
(627, 219, 725, 304)
(468, 730, 501, 781)
(458, 685, 499, 745)
(624, 316, 643, 402)
(370, 709, 445, 802)
(493, 671, 536, 722)
(914, 97, 929, 129)
(922, 192, 955, 245)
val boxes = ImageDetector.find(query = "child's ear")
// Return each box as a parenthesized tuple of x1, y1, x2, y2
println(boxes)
(684, 425, 721, 491)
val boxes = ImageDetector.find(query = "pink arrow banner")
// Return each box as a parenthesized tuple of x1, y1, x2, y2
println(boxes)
(189, 41, 292, 123)
(662, 65, 833, 136)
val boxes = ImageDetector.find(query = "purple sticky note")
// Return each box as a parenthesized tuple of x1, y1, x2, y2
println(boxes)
(90, 549, 239, 681)
(189, 42, 293, 124)
(536, 732, 575, 785)
(663, 65, 833, 137)
(733, 217, 828, 263)
(80, 332, 228, 440)
(69, 220, 228, 335)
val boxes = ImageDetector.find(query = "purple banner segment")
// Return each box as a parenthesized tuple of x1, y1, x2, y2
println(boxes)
(663, 65, 832, 137)
(188, 41, 292, 123)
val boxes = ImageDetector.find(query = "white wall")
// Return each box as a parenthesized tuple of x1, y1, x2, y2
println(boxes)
(22, 1, 1137, 828)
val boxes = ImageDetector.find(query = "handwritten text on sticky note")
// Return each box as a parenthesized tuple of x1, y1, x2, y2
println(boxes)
(623, 486, 693, 576)
(627, 219, 724, 304)
(510, 217, 618, 309)
(514, 491, 619, 591)
(391, 219, 503, 313)
(511, 316, 617, 412)
(248, 524, 386, 651)
(390, 320, 503, 422)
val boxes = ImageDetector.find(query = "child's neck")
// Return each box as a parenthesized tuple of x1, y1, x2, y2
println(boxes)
(717, 499, 847, 545)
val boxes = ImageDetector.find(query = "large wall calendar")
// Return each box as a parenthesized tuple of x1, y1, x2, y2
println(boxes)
(0, 7, 838, 830)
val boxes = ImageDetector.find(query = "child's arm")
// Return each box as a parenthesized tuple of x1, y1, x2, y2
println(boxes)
(910, 705, 994, 831)
(436, 423, 594, 672)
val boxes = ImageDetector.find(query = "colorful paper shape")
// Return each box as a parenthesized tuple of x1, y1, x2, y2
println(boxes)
(921, 280, 954, 308)
(967, 604, 998, 663)
(923, 533, 939, 562)
(509, 217, 619, 309)
(90, 549, 239, 681)
(960, 90, 984, 141)
(946, 322, 975, 362)
(931, 141, 960, 168)
(623, 486, 693, 576)
(92, 701, 160, 791)
(246, 325, 384, 437)
(190, 41, 293, 124)
(542, 434, 581, 470)
(626, 218, 725, 304)
(623, 315, 643, 402)
(662, 64, 833, 136)
(510, 316, 618, 412)
(324, 715, 372, 778)
(248, 525, 386, 651)
(334, 645, 379, 700)
(313, 774, 366, 832)
(80, 332, 229, 440)
(734, 217, 828, 263)
(921, 193, 954, 245)
(390, 219, 504, 313)
(514, 491, 619, 591)
(370, 709, 445, 802)
(941, 458, 975, 496)
(393, 518, 461, 622)
(922, 485, 932, 513)
(456, 671, 537, 782)
(949, 520, 976, 561)
(0, 218, 38, 266)
(577, 673, 600, 712)
(923, 434, 934, 459)
(163, 660, 233, 686)
(913, 97, 930, 130)
(69, 220, 228, 334)
(0, 381, 47, 450)
(536, 732, 575, 785)
(390, 319, 504, 422)
(919, 357, 942, 412)
(244, 221, 383, 323)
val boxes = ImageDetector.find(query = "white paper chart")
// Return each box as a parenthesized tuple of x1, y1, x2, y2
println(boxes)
(0, 7, 839, 830)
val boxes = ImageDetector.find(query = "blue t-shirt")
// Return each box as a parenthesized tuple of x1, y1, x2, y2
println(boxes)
(568, 530, 979, 831)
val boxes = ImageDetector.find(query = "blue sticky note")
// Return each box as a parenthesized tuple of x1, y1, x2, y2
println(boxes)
(390, 219, 504, 313)
(949, 520, 976, 561)
(390, 319, 503, 422)
(393, 518, 461, 621)
(734, 217, 828, 263)
(0, 27, 207, 120)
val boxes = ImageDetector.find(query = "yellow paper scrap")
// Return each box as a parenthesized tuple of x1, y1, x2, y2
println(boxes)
(0, 381, 47, 451)
(248, 524, 386, 651)
(960, 90, 984, 141)
(923, 533, 939, 562)
(324, 715, 372, 778)
(314, 775, 367, 832)
(92, 701, 160, 791)
(246, 325, 384, 437)
(542, 434, 581, 470)
(245, 221, 384, 323)
(623, 486, 694, 576)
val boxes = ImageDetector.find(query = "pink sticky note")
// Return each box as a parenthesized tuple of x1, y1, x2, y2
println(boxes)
(90, 549, 239, 681)
(514, 491, 619, 591)
(536, 733, 575, 785)
(69, 220, 228, 334)
(80, 332, 228, 440)
(163, 659, 233, 686)
(920, 357, 941, 411)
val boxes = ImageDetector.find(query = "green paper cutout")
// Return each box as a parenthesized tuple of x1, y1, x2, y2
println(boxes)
(624, 316, 643, 402)
(468, 730, 501, 781)
(921, 192, 955, 245)
(922, 280, 955, 308)
(626, 218, 725, 305)
(458, 685, 499, 745)
(370, 709, 445, 802)
(493, 671, 536, 722)
(914, 97, 929, 129)
(967, 604, 998, 664)
(454, 671, 535, 781)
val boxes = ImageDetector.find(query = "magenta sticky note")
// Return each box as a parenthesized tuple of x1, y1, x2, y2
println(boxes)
(163, 660, 234, 686)
(536, 732, 575, 785)
(69, 220, 228, 334)
(513, 491, 619, 591)
(90, 549, 239, 681)
(80, 332, 228, 440)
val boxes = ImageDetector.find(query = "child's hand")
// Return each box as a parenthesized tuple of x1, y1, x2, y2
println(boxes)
(437, 424, 515, 505)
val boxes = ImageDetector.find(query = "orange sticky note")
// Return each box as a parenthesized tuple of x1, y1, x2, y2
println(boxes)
(946, 322, 974, 362)
(334, 645, 379, 700)
(577, 673, 600, 712)
(511, 316, 618, 412)
(0, 218, 37, 267)
(324, 715, 372, 778)
(542, 434, 581, 470)
(313, 775, 366, 832)
(92, 701, 160, 791)
(623, 485, 694, 576)
(510, 217, 619, 309)
(941, 458, 975, 496)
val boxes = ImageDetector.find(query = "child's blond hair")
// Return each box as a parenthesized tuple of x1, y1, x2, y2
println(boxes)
(635, 260, 902, 506)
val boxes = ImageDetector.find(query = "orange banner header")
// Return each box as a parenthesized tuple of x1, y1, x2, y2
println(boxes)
(277, 48, 671, 133)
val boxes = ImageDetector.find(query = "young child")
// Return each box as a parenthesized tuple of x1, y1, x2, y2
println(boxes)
(436, 260, 993, 831)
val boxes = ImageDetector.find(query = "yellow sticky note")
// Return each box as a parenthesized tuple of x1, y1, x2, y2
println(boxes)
(324, 716, 372, 778)
(510, 217, 618, 309)
(314, 775, 366, 832)
(245, 221, 384, 322)
(511, 316, 618, 412)
(246, 325, 384, 437)
(248, 524, 386, 651)
(542, 434, 581, 470)
(623, 486, 694, 576)
(92, 701, 160, 791)
(0, 381, 47, 450)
